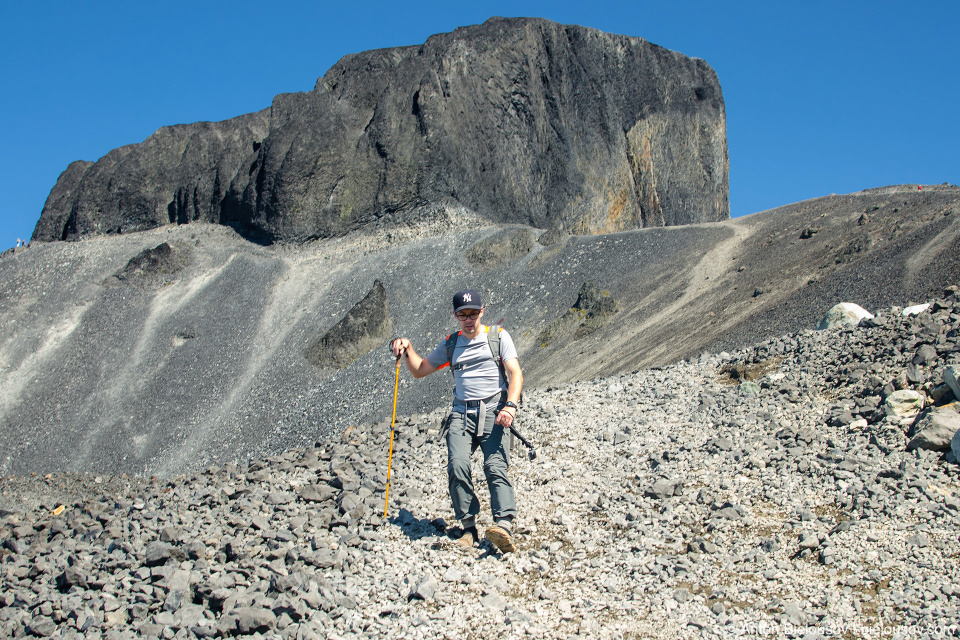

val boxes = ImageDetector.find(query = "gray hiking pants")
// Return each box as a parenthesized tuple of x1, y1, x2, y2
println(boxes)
(445, 409, 516, 523)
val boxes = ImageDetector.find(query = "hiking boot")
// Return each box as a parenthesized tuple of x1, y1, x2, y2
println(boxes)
(485, 525, 516, 553)
(451, 526, 479, 548)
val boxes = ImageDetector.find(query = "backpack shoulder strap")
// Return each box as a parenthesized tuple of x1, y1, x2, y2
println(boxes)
(442, 331, 460, 372)
(486, 325, 501, 359)
(486, 325, 507, 383)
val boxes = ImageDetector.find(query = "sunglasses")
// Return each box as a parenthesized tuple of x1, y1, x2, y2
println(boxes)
(455, 310, 481, 320)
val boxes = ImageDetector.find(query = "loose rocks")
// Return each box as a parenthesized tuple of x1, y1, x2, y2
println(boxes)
(1, 291, 959, 638)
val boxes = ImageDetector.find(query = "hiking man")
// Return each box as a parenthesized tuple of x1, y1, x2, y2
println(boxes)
(390, 289, 522, 553)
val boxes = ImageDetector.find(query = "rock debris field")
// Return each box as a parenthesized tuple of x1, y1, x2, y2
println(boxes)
(2, 289, 960, 639)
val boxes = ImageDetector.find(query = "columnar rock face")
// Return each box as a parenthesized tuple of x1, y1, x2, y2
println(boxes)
(32, 17, 729, 244)
(33, 114, 271, 242)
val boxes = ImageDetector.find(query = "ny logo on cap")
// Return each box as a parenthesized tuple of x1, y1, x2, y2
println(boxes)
(463, 293, 472, 302)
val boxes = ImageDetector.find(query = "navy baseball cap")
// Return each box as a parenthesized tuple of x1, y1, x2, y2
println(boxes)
(452, 289, 483, 312)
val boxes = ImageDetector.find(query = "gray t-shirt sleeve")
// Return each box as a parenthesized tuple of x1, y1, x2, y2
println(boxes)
(425, 338, 451, 369)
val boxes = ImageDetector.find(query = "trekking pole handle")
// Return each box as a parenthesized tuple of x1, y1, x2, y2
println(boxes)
(390, 338, 408, 359)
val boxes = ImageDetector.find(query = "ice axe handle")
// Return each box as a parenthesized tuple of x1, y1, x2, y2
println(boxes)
(509, 424, 536, 460)
(496, 407, 536, 460)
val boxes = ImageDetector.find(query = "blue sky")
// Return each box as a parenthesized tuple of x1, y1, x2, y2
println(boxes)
(2, 1, 957, 250)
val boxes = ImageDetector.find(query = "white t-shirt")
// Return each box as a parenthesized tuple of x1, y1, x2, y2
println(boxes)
(426, 325, 518, 402)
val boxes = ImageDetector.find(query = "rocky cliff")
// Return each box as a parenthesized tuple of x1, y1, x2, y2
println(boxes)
(31, 17, 728, 244)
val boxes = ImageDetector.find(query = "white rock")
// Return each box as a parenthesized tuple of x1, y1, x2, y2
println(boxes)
(442, 567, 462, 583)
(901, 303, 931, 316)
(884, 390, 925, 418)
(816, 303, 874, 330)
(103, 610, 128, 627)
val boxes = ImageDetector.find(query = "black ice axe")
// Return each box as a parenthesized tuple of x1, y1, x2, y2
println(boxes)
(509, 424, 537, 460)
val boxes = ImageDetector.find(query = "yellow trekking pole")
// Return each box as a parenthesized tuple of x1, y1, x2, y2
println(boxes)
(383, 354, 402, 518)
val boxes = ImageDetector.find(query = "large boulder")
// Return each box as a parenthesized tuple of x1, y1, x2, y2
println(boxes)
(885, 390, 925, 419)
(816, 303, 874, 330)
(33, 17, 729, 245)
(901, 303, 931, 316)
(945, 365, 960, 402)
(538, 281, 620, 346)
(305, 280, 392, 369)
(907, 407, 960, 451)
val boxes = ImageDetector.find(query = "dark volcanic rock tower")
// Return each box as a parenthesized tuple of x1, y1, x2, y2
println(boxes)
(33, 17, 729, 244)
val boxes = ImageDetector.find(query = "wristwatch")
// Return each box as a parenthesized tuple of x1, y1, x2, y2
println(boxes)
(504, 401, 518, 410)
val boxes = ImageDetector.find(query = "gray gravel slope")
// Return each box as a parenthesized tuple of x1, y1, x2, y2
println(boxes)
(0, 184, 958, 478)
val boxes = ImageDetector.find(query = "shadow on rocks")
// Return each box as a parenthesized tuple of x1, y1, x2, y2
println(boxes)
(390, 508, 447, 542)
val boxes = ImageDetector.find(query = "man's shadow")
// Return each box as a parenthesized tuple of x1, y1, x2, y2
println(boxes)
(389, 508, 447, 541)
(388, 508, 500, 557)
